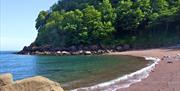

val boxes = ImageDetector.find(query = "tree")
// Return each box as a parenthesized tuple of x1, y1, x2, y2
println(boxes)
(61, 9, 84, 46)
(83, 5, 115, 44)
(99, 0, 116, 23)
(34, 0, 180, 48)
(116, 0, 144, 32)
(35, 11, 48, 30)
(151, 0, 169, 14)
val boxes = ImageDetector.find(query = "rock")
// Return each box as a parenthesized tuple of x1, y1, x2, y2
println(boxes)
(77, 45, 84, 50)
(123, 44, 130, 50)
(0, 75, 64, 91)
(44, 51, 51, 55)
(84, 51, 91, 55)
(22, 46, 29, 51)
(115, 46, 123, 51)
(34, 51, 44, 55)
(79, 50, 84, 54)
(61, 51, 70, 55)
(68, 46, 77, 52)
(107, 50, 113, 53)
(100, 44, 106, 49)
(57, 51, 61, 54)
(89, 45, 99, 51)
(43, 45, 53, 51)
(97, 50, 104, 54)
(167, 60, 173, 63)
(0, 73, 13, 86)
(82, 46, 89, 51)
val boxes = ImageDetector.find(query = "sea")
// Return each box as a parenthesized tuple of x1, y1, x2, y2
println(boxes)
(0, 51, 151, 90)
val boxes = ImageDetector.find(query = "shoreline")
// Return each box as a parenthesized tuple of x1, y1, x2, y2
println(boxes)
(15, 47, 180, 91)
(70, 48, 180, 91)
(71, 56, 160, 91)
(110, 48, 180, 91)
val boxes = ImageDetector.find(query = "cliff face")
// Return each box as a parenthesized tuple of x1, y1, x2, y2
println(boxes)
(0, 73, 64, 91)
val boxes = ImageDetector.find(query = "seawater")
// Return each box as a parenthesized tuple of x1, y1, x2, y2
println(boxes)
(0, 51, 150, 90)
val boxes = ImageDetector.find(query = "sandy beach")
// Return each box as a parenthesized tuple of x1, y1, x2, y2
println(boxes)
(110, 48, 180, 91)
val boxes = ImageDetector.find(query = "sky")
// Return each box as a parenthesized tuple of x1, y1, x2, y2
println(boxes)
(0, 0, 58, 51)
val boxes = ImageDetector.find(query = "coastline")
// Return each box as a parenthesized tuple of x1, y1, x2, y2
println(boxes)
(110, 48, 180, 91)
(71, 56, 160, 91)
(15, 46, 180, 91)
(70, 47, 180, 91)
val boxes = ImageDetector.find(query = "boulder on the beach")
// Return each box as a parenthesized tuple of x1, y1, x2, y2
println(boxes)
(115, 46, 123, 51)
(57, 51, 61, 54)
(84, 51, 91, 55)
(62, 51, 70, 55)
(123, 44, 130, 50)
(0, 73, 13, 86)
(0, 74, 64, 91)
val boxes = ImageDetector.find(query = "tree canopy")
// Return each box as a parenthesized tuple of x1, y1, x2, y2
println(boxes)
(34, 0, 180, 48)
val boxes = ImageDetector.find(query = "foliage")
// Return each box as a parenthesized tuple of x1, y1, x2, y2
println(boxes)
(34, 0, 180, 48)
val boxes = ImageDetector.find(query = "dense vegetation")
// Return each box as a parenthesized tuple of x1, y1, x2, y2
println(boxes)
(34, 0, 180, 49)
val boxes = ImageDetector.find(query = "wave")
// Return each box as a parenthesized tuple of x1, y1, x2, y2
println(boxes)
(71, 57, 160, 91)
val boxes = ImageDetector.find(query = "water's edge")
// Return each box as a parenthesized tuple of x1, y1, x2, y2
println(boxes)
(72, 57, 160, 91)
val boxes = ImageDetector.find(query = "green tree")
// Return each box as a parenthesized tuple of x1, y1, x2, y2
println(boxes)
(99, 0, 116, 23)
(35, 11, 48, 30)
(116, 0, 144, 31)
(61, 9, 84, 46)
(83, 5, 115, 44)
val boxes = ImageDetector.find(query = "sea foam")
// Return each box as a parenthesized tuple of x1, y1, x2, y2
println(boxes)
(71, 57, 160, 91)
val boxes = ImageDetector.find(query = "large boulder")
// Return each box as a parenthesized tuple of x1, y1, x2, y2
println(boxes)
(0, 73, 13, 86)
(115, 46, 123, 51)
(0, 74, 64, 91)
(84, 51, 92, 55)
(123, 44, 130, 50)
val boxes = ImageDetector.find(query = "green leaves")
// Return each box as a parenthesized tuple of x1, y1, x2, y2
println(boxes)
(99, 0, 116, 22)
(116, 0, 145, 31)
(34, 0, 180, 48)
(35, 11, 48, 30)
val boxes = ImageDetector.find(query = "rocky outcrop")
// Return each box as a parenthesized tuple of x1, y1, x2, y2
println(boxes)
(0, 73, 13, 86)
(0, 73, 64, 91)
(17, 43, 132, 56)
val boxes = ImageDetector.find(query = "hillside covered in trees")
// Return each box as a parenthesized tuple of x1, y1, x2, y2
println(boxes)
(20, 0, 180, 54)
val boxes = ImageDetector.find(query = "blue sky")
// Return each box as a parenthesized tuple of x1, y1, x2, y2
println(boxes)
(0, 0, 58, 51)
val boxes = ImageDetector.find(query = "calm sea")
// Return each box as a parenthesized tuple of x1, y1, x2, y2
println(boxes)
(0, 51, 149, 90)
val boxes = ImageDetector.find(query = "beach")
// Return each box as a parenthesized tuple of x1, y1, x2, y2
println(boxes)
(110, 48, 180, 91)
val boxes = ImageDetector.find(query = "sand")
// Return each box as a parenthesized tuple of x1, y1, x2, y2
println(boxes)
(109, 48, 180, 91)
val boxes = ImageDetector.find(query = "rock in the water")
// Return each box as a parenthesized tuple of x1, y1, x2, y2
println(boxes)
(0, 73, 13, 86)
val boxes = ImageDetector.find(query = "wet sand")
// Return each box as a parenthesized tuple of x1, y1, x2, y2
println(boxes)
(109, 48, 180, 91)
